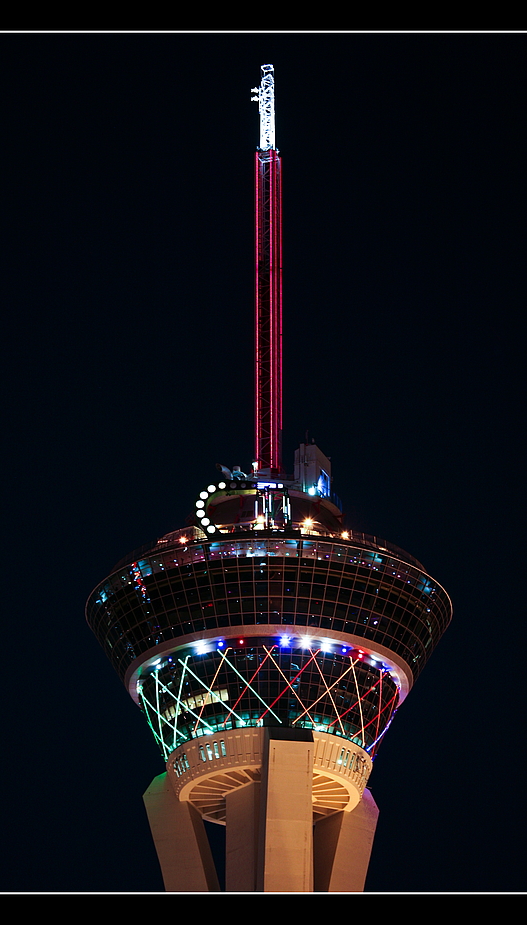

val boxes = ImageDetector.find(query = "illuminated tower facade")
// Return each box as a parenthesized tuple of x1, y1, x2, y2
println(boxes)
(86, 66, 452, 893)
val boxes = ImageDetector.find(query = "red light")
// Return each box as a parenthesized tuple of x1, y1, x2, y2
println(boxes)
(255, 149, 282, 472)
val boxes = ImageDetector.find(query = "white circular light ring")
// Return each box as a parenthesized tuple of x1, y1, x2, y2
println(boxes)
(195, 482, 223, 534)
(195, 478, 258, 537)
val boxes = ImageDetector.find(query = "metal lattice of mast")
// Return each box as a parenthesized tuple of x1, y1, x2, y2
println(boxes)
(252, 65, 282, 474)
(251, 63, 275, 151)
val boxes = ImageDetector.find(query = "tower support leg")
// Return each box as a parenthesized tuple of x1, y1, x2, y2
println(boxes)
(143, 773, 220, 892)
(225, 781, 261, 891)
(313, 789, 379, 892)
(256, 728, 314, 892)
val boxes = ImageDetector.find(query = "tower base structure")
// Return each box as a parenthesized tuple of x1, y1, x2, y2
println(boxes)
(143, 726, 379, 892)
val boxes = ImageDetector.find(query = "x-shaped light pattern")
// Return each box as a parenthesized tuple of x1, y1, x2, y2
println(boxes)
(140, 644, 399, 759)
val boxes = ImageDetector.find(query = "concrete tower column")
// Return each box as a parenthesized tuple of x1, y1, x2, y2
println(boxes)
(225, 781, 260, 891)
(143, 773, 220, 892)
(313, 789, 379, 892)
(256, 727, 314, 893)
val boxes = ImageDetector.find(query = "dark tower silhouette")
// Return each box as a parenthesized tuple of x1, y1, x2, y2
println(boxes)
(86, 65, 452, 892)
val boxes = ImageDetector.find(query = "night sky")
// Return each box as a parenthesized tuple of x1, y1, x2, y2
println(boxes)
(3, 33, 525, 894)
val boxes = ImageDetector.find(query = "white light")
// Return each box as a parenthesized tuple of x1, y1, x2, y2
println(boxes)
(207, 525, 216, 533)
(255, 64, 275, 151)
(218, 481, 226, 489)
(300, 636, 312, 648)
(196, 499, 205, 508)
(196, 509, 205, 518)
(200, 490, 208, 500)
(195, 641, 207, 655)
(308, 486, 316, 496)
(280, 635, 291, 647)
(207, 484, 216, 493)
(201, 517, 210, 526)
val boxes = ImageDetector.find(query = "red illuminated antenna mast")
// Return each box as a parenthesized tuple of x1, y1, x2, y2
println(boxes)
(251, 64, 282, 476)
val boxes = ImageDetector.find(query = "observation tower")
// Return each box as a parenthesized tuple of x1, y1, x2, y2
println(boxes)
(86, 65, 452, 893)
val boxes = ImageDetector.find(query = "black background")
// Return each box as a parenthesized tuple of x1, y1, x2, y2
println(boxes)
(2, 32, 525, 893)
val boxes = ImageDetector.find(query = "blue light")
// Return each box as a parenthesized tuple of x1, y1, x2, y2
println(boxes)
(279, 635, 291, 647)
(317, 470, 330, 498)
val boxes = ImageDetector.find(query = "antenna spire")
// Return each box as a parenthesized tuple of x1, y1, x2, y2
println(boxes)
(252, 65, 282, 475)
(251, 63, 276, 151)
